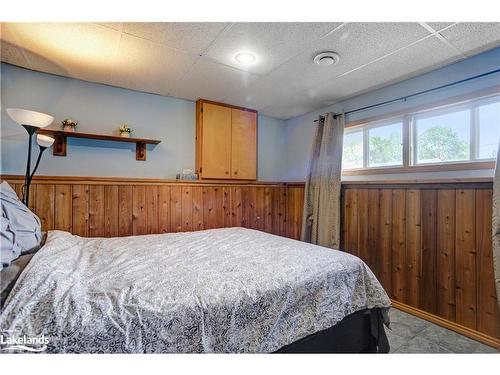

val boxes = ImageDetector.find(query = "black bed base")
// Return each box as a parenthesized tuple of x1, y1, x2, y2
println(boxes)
(275, 308, 389, 353)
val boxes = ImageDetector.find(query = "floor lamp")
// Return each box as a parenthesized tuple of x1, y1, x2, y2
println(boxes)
(6, 108, 55, 207)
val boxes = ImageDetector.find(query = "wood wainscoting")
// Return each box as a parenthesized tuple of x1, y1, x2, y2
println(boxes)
(1, 175, 498, 347)
(341, 180, 500, 347)
(1, 175, 304, 240)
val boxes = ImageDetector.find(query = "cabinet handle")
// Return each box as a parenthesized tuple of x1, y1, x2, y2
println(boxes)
(234, 171, 238, 175)
(225, 171, 229, 175)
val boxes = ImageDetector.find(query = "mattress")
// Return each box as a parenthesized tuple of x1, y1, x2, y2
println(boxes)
(0, 227, 390, 353)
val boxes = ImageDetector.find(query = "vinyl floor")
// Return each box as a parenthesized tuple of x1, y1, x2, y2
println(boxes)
(387, 308, 498, 353)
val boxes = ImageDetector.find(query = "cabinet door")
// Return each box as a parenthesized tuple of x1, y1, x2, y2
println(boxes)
(231, 109, 257, 180)
(201, 103, 232, 179)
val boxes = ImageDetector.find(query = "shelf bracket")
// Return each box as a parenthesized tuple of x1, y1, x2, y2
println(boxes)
(52, 134, 67, 156)
(136, 141, 147, 161)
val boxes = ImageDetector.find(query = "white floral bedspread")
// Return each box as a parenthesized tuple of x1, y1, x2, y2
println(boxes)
(0, 227, 390, 353)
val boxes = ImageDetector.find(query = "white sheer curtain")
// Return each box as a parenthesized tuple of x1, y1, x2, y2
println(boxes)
(301, 112, 344, 248)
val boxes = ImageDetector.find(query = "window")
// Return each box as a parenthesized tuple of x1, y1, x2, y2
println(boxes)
(478, 101, 500, 159)
(368, 122, 403, 167)
(414, 109, 470, 164)
(343, 130, 363, 169)
(342, 121, 403, 169)
(342, 94, 500, 173)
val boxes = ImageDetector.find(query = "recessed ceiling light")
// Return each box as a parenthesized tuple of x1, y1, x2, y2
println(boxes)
(313, 51, 340, 66)
(235, 53, 256, 64)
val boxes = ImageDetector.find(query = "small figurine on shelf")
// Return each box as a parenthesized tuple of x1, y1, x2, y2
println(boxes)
(61, 118, 78, 132)
(119, 124, 133, 138)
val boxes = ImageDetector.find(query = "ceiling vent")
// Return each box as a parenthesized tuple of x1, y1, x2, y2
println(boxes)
(313, 51, 340, 66)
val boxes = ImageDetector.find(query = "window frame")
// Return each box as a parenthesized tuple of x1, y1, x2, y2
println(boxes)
(342, 90, 499, 176)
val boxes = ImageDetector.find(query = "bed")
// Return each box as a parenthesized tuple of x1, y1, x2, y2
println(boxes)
(0, 227, 391, 353)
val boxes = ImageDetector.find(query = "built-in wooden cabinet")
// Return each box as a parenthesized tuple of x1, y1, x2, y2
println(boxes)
(196, 99, 257, 180)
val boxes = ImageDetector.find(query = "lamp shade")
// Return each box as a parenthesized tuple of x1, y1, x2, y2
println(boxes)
(36, 134, 55, 148)
(6, 108, 54, 128)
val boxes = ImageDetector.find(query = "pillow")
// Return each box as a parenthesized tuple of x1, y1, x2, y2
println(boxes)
(1, 181, 42, 267)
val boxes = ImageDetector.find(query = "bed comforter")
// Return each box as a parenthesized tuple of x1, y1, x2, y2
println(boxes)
(0, 227, 390, 353)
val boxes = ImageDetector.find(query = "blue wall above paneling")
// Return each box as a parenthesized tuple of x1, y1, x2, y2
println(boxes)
(0, 63, 288, 181)
(284, 47, 500, 181)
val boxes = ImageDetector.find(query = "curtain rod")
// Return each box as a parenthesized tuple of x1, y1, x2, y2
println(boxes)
(313, 68, 500, 122)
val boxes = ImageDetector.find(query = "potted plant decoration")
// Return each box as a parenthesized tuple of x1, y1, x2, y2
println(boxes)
(119, 124, 133, 137)
(61, 118, 78, 132)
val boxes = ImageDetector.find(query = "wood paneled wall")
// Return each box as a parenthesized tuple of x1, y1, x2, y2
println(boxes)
(341, 182, 499, 341)
(2, 177, 304, 241)
(3, 175, 498, 344)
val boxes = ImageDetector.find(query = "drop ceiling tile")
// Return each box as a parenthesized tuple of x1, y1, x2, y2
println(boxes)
(112, 34, 198, 96)
(1, 23, 122, 84)
(1, 39, 28, 67)
(204, 22, 342, 75)
(95, 22, 122, 31)
(237, 22, 433, 101)
(259, 91, 333, 119)
(122, 22, 228, 54)
(439, 22, 500, 56)
(171, 58, 260, 102)
(307, 36, 463, 109)
(425, 22, 456, 32)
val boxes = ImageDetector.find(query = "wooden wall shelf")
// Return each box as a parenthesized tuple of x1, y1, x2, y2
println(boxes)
(38, 129, 161, 161)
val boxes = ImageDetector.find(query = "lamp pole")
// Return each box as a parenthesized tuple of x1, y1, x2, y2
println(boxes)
(22, 125, 39, 206)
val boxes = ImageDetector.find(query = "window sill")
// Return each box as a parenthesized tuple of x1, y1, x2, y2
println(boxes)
(341, 160, 495, 176)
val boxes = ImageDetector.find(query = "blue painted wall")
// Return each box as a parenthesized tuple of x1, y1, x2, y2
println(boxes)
(0, 63, 288, 181)
(284, 47, 500, 181)
(2, 47, 499, 183)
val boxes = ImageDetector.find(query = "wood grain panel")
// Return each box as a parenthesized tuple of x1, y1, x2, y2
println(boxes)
(54, 185, 72, 232)
(241, 187, 252, 228)
(254, 187, 265, 231)
(406, 189, 421, 307)
(222, 187, 231, 228)
(192, 186, 204, 231)
(89, 185, 105, 237)
(104, 185, 119, 237)
(367, 189, 380, 276)
(230, 187, 243, 227)
(158, 186, 170, 233)
(170, 186, 182, 232)
(203, 187, 224, 229)
(132, 186, 147, 235)
(35, 184, 55, 232)
(341, 184, 499, 342)
(146, 186, 159, 234)
(437, 189, 457, 321)
(118, 186, 133, 236)
(181, 186, 193, 231)
(264, 187, 274, 233)
(475, 189, 500, 338)
(421, 189, 438, 313)
(274, 187, 287, 237)
(72, 185, 89, 236)
(12, 184, 23, 199)
(286, 187, 303, 240)
(357, 189, 370, 266)
(280, 188, 288, 237)
(378, 189, 392, 294)
(391, 189, 406, 302)
(343, 188, 359, 255)
(455, 189, 477, 330)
